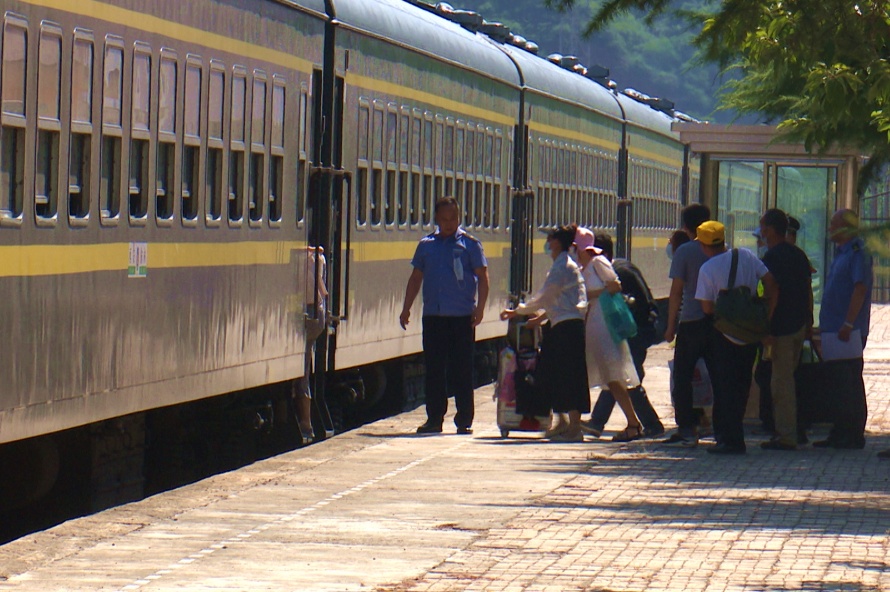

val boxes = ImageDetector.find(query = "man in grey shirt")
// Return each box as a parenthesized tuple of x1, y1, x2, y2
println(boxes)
(663, 204, 713, 447)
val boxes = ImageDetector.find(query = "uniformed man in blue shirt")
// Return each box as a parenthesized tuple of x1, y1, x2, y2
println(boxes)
(400, 196, 489, 434)
(817, 208, 873, 450)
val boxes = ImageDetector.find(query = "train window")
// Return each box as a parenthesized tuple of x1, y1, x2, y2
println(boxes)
(410, 110, 421, 225)
(399, 109, 409, 225)
(444, 120, 454, 171)
(69, 31, 93, 222)
(129, 44, 151, 222)
(268, 76, 285, 223)
(492, 133, 501, 228)
(182, 57, 202, 223)
(156, 52, 177, 222)
(356, 100, 370, 226)
(229, 68, 247, 223)
(35, 25, 62, 222)
(1, 19, 26, 117)
(100, 39, 124, 223)
(0, 17, 27, 223)
(432, 117, 444, 227)
(248, 73, 266, 223)
(206, 63, 225, 223)
(370, 104, 383, 225)
(421, 112, 433, 226)
(384, 107, 396, 226)
(297, 85, 309, 224)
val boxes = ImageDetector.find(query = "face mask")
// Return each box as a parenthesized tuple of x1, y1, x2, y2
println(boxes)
(665, 242, 674, 260)
(544, 241, 552, 256)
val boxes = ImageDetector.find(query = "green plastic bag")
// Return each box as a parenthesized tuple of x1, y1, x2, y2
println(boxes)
(599, 291, 638, 344)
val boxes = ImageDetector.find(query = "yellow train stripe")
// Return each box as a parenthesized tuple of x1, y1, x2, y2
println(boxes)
(528, 120, 621, 152)
(345, 72, 516, 128)
(0, 241, 304, 278)
(21, 0, 314, 73)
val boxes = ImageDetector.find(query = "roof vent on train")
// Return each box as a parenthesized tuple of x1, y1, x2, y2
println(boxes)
(435, 2, 483, 31)
(623, 88, 676, 115)
(481, 21, 511, 43)
(506, 33, 539, 54)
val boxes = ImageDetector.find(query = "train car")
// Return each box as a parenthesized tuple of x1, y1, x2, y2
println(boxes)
(330, 0, 520, 388)
(0, 0, 325, 511)
(0, 0, 705, 525)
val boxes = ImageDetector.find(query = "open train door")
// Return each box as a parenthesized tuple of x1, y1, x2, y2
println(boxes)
(307, 25, 350, 438)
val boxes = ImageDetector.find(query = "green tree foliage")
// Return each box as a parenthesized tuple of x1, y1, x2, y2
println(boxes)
(546, 0, 890, 192)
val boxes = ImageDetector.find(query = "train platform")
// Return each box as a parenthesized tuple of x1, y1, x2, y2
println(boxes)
(2, 309, 890, 591)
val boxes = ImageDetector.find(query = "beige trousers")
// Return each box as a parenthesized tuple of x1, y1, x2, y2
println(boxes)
(771, 326, 807, 446)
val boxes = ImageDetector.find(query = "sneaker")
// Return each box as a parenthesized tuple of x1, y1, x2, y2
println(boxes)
(416, 422, 443, 434)
(456, 426, 473, 435)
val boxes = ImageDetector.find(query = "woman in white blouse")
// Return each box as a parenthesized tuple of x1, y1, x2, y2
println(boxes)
(574, 227, 643, 442)
(501, 224, 590, 442)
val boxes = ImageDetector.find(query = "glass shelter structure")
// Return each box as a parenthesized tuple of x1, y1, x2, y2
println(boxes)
(672, 123, 863, 311)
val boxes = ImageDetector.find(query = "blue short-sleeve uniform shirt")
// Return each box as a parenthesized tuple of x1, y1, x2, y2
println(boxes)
(411, 228, 487, 317)
(820, 236, 873, 336)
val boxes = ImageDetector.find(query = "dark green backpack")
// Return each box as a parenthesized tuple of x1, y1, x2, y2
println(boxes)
(713, 249, 770, 344)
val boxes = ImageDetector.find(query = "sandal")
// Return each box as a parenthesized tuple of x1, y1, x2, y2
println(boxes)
(612, 425, 643, 443)
(544, 423, 569, 439)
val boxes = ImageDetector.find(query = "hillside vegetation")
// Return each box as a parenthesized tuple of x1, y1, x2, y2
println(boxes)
(456, 0, 734, 122)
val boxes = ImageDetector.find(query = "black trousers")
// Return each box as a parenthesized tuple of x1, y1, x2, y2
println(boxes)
(671, 318, 715, 435)
(710, 328, 758, 449)
(590, 335, 664, 433)
(422, 315, 474, 428)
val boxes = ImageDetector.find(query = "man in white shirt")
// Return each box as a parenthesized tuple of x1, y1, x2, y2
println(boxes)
(695, 221, 777, 455)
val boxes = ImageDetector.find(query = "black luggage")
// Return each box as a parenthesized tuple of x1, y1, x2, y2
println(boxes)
(795, 344, 866, 435)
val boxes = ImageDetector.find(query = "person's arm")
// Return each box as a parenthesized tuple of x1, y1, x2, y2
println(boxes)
(664, 277, 684, 342)
(761, 271, 778, 320)
(399, 267, 423, 329)
(473, 266, 490, 327)
(838, 282, 868, 342)
(700, 299, 715, 315)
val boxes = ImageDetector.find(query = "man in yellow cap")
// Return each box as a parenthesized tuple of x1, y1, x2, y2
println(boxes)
(695, 221, 777, 454)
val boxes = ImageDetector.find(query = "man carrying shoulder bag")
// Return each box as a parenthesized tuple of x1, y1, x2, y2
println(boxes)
(694, 221, 777, 455)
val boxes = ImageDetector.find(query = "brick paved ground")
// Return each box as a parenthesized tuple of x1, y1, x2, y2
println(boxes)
(2, 309, 889, 592)
(382, 306, 890, 592)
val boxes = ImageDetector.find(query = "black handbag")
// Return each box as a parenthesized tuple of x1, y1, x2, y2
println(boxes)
(795, 343, 865, 428)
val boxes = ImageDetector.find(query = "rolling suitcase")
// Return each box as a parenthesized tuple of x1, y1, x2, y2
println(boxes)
(494, 319, 550, 438)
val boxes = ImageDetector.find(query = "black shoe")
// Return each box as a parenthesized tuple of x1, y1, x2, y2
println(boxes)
(416, 422, 443, 434)
(707, 443, 746, 455)
(456, 426, 473, 435)
(877, 449, 890, 459)
(813, 437, 865, 450)
(760, 439, 796, 451)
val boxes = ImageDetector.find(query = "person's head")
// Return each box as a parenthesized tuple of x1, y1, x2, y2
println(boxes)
(572, 226, 602, 266)
(787, 215, 801, 245)
(828, 208, 859, 245)
(547, 223, 578, 259)
(434, 196, 461, 237)
(759, 208, 789, 249)
(696, 220, 726, 256)
(593, 232, 614, 261)
(681, 204, 711, 238)
(667, 229, 690, 259)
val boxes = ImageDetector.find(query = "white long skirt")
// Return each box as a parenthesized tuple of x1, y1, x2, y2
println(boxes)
(585, 295, 641, 389)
